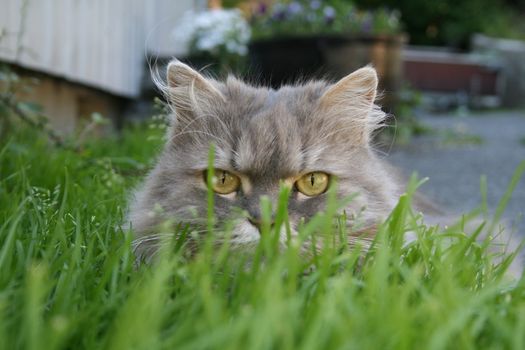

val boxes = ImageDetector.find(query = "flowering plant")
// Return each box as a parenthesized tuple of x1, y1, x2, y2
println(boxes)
(250, 0, 401, 40)
(172, 9, 251, 69)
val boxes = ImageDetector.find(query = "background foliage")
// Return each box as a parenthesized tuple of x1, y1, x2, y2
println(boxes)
(249, 0, 401, 39)
(354, 0, 525, 47)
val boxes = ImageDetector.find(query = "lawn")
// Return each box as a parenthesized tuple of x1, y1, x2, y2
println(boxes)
(1, 124, 524, 350)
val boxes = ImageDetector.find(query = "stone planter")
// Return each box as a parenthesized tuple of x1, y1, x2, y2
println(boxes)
(472, 34, 525, 108)
(248, 34, 406, 111)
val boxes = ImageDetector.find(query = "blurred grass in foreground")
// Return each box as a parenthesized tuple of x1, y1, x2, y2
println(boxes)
(0, 124, 524, 350)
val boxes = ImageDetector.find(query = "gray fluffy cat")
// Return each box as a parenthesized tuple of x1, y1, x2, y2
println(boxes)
(129, 60, 401, 259)
(128, 60, 523, 276)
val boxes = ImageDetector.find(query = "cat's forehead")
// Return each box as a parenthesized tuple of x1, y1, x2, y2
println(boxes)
(221, 79, 328, 119)
(211, 80, 347, 179)
(171, 77, 367, 179)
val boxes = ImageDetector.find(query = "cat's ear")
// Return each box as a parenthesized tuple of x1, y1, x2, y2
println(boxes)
(319, 66, 383, 144)
(165, 60, 225, 120)
(320, 66, 377, 109)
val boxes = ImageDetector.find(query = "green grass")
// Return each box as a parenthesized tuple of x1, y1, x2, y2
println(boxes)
(1, 125, 525, 350)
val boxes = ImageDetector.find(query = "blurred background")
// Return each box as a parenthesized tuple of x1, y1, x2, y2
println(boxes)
(1, 0, 524, 230)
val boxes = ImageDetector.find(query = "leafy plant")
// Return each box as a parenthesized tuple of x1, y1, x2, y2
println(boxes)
(0, 64, 66, 147)
(481, 7, 525, 41)
(250, 0, 402, 40)
(354, 0, 524, 47)
(0, 62, 118, 152)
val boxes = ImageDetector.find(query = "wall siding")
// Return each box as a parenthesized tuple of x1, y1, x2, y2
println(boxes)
(0, 0, 196, 97)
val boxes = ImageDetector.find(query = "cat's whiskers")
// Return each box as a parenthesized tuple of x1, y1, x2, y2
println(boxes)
(131, 233, 174, 248)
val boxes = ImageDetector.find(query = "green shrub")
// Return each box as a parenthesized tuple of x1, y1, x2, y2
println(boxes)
(354, 0, 524, 47)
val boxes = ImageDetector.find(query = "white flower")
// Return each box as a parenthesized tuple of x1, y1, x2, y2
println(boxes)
(172, 9, 251, 57)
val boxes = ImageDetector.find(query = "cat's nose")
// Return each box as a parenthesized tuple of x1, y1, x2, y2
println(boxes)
(248, 217, 275, 233)
(246, 203, 275, 233)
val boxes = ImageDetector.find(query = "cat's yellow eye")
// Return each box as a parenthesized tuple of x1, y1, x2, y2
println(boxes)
(209, 169, 240, 195)
(295, 172, 329, 197)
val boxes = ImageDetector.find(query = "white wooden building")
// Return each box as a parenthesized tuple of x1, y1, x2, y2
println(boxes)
(0, 0, 206, 132)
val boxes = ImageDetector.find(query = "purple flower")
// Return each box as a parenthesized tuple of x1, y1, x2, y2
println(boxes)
(287, 2, 303, 16)
(256, 3, 267, 15)
(272, 10, 286, 21)
(271, 4, 287, 21)
(310, 0, 321, 10)
(323, 6, 336, 23)
(361, 13, 373, 33)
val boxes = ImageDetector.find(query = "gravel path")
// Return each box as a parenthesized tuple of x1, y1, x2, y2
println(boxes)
(387, 110, 525, 234)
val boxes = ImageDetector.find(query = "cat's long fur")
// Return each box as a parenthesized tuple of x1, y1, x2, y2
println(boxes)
(129, 60, 402, 259)
(128, 60, 522, 276)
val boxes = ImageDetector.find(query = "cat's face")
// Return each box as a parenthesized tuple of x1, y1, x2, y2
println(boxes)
(129, 61, 399, 258)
